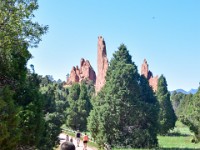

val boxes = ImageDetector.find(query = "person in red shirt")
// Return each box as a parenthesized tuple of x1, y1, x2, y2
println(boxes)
(83, 133, 89, 150)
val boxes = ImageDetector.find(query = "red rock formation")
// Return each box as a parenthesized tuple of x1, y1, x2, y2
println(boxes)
(95, 36, 109, 92)
(66, 58, 96, 85)
(141, 59, 158, 91)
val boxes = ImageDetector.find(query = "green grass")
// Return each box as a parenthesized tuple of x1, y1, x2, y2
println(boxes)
(56, 122, 200, 150)
(114, 121, 200, 150)
(157, 121, 200, 149)
(158, 135, 200, 149)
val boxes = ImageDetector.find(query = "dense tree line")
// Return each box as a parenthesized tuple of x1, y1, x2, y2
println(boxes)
(39, 76, 69, 149)
(175, 89, 200, 142)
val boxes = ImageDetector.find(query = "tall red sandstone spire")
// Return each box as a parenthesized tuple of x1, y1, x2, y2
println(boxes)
(95, 36, 109, 92)
(141, 59, 158, 91)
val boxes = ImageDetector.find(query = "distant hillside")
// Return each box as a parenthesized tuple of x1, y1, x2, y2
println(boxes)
(188, 89, 198, 94)
(171, 88, 198, 94)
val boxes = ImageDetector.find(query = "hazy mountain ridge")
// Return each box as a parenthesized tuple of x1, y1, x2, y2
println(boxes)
(171, 88, 198, 94)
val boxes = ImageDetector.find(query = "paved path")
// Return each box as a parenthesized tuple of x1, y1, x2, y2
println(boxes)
(58, 133, 97, 150)
(71, 136, 97, 150)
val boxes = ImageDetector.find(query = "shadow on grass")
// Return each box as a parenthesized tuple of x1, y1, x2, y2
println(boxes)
(156, 148, 198, 150)
(165, 132, 190, 137)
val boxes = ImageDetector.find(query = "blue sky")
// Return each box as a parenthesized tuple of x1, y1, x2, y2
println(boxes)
(28, 0, 200, 91)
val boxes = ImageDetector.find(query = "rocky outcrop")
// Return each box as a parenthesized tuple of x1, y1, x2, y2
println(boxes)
(141, 59, 158, 91)
(95, 36, 109, 92)
(66, 58, 96, 85)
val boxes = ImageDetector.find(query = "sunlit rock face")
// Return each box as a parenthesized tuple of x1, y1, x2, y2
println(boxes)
(95, 36, 109, 93)
(66, 58, 96, 85)
(141, 59, 158, 91)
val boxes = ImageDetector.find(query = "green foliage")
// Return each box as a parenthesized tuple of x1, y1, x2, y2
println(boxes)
(88, 44, 159, 148)
(0, 0, 47, 149)
(0, 87, 20, 150)
(156, 75, 177, 135)
(40, 79, 68, 149)
(178, 88, 200, 142)
(0, 0, 48, 88)
(66, 82, 92, 131)
(14, 72, 45, 148)
(170, 91, 186, 113)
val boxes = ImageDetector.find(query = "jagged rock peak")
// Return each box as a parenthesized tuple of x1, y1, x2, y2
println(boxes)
(66, 58, 96, 85)
(95, 36, 109, 93)
(141, 59, 158, 91)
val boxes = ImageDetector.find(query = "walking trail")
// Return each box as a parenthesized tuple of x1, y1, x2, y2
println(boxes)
(70, 136, 97, 150)
(58, 133, 97, 150)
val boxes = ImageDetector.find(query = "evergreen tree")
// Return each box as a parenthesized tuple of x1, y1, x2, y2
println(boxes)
(77, 82, 92, 130)
(0, 87, 20, 150)
(15, 72, 45, 149)
(156, 75, 177, 135)
(170, 91, 186, 113)
(66, 83, 80, 130)
(138, 75, 159, 146)
(179, 88, 200, 142)
(66, 82, 92, 131)
(39, 79, 68, 150)
(88, 44, 159, 148)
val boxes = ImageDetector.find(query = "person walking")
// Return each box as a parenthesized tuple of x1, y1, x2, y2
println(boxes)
(83, 133, 89, 150)
(75, 130, 81, 147)
(66, 134, 69, 141)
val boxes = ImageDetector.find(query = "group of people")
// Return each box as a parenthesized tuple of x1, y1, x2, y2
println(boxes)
(60, 130, 89, 150)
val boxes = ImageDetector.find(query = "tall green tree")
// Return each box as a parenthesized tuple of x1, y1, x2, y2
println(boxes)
(39, 79, 68, 150)
(156, 75, 177, 135)
(88, 44, 159, 148)
(66, 83, 80, 130)
(178, 88, 200, 142)
(0, 0, 48, 88)
(138, 75, 159, 146)
(0, 87, 20, 150)
(15, 71, 45, 149)
(66, 82, 92, 131)
(0, 0, 47, 149)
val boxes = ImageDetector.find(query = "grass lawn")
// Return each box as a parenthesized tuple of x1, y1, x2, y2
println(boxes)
(56, 122, 200, 150)
(114, 121, 200, 150)
(157, 121, 200, 149)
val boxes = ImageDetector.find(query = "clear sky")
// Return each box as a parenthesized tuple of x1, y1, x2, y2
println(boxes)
(28, 0, 200, 91)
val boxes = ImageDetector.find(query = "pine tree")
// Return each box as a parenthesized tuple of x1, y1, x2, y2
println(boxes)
(156, 75, 177, 135)
(15, 72, 45, 148)
(66, 83, 80, 130)
(66, 82, 92, 131)
(138, 75, 159, 147)
(39, 78, 68, 150)
(88, 44, 159, 148)
(0, 87, 20, 150)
